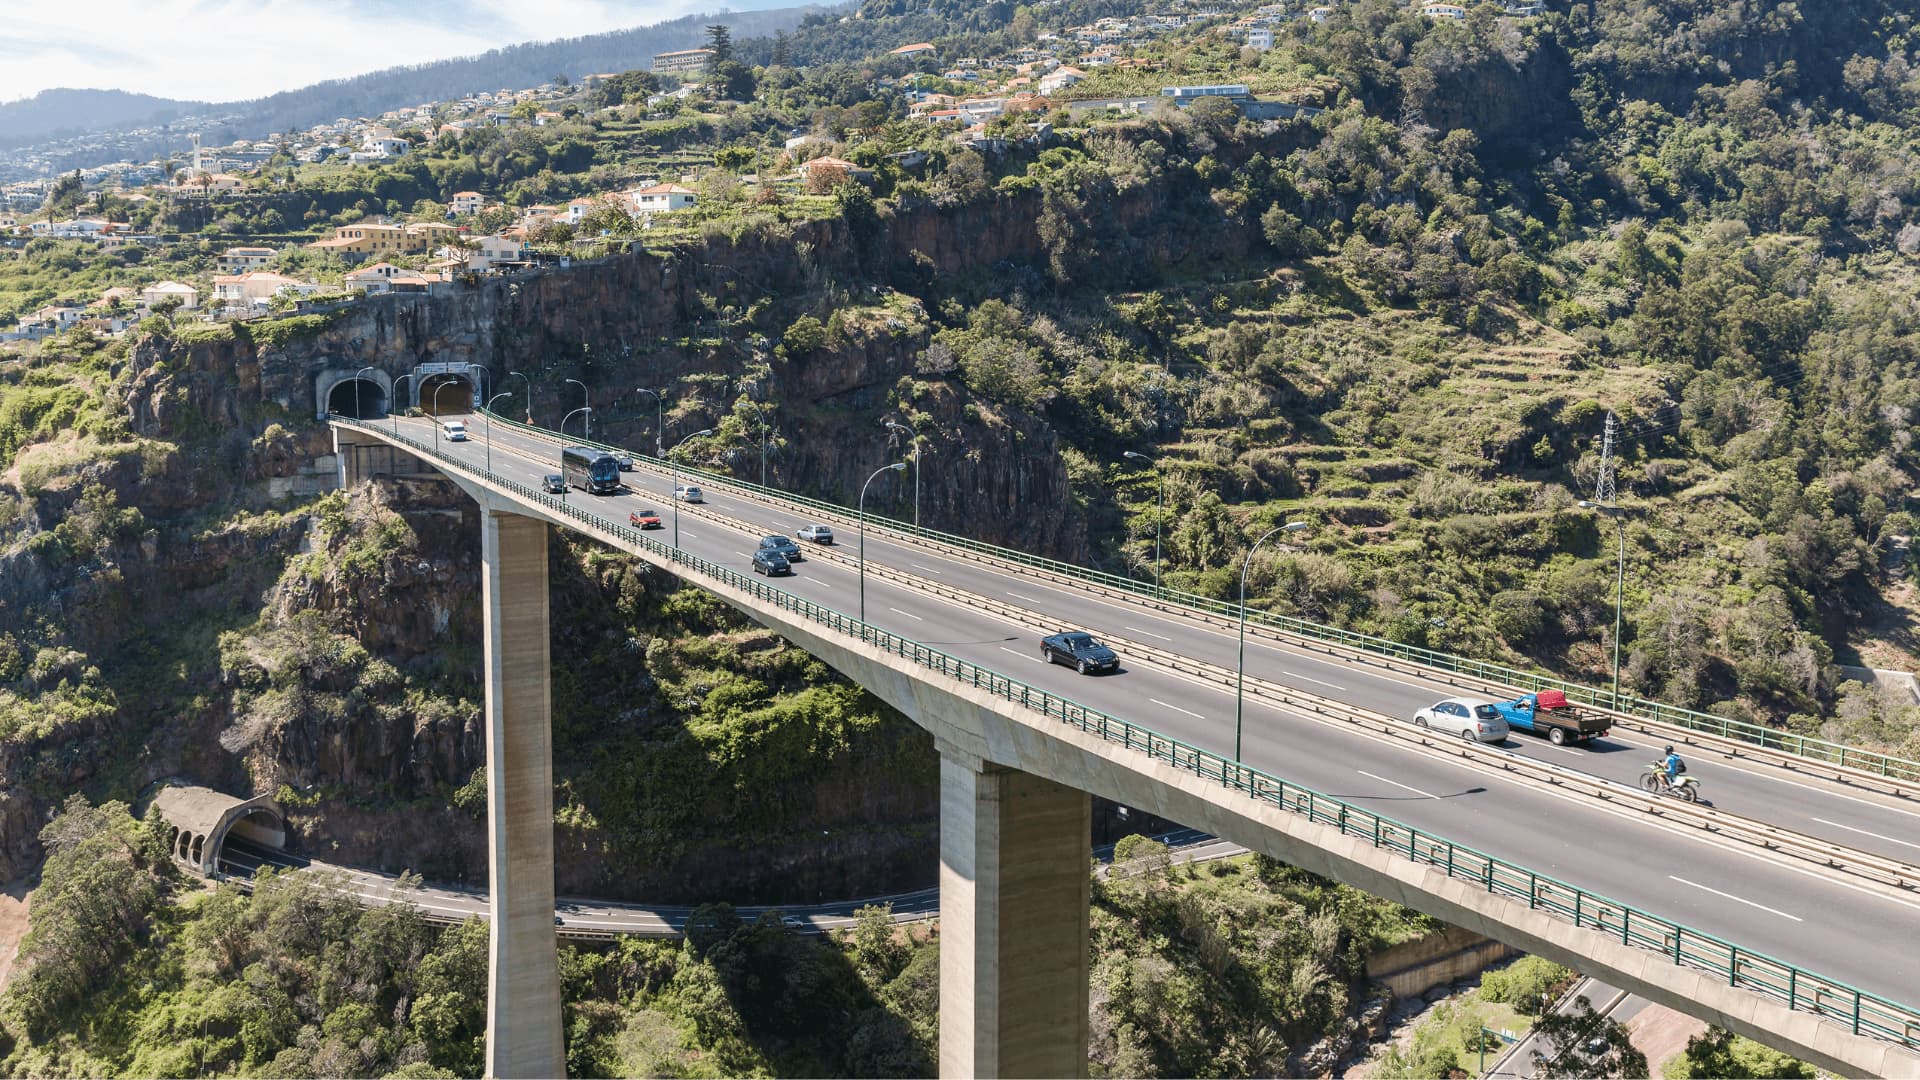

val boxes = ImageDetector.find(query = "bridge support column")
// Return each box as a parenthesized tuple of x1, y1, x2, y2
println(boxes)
(938, 749, 1091, 1079)
(481, 509, 565, 1079)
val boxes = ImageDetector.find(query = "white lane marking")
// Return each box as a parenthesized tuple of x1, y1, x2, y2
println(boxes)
(1007, 591, 1044, 603)
(1281, 670, 1347, 692)
(681, 531, 700, 540)
(1357, 770, 1441, 800)
(1150, 698, 1206, 720)
(888, 607, 924, 621)
(912, 562, 944, 575)
(1125, 626, 1173, 641)
(1667, 876, 1803, 922)
(999, 647, 1045, 663)
(733, 552, 750, 558)
(1810, 817, 1920, 852)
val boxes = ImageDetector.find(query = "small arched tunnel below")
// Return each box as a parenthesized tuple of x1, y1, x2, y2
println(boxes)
(420, 373, 475, 416)
(328, 378, 388, 419)
(150, 785, 289, 877)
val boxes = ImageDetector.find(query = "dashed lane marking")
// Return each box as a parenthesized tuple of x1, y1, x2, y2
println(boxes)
(1667, 876, 1803, 922)
(1810, 817, 1920, 852)
(1125, 626, 1173, 641)
(1356, 770, 1440, 800)
(1281, 670, 1347, 692)
(888, 607, 924, 621)
(1150, 698, 1206, 720)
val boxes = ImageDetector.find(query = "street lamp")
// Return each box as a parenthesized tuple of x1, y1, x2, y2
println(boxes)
(741, 400, 772, 489)
(508, 369, 531, 424)
(668, 428, 713, 549)
(392, 373, 415, 433)
(1123, 451, 1166, 589)
(353, 365, 377, 420)
(1579, 499, 1628, 708)
(560, 407, 590, 440)
(432, 381, 460, 446)
(565, 378, 591, 441)
(484, 392, 511, 474)
(884, 420, 922, 528)
(859, 462, 909, 623)
(1235, 521, 1309, 763)
(634, 388, 664, 457)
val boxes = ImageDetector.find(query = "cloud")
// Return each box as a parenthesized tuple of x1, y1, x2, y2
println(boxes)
(0, 0, 747, 104)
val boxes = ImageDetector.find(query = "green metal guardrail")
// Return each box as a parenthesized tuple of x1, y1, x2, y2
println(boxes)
(341, 414, 1920, 1054)
(474, 408, 1920, 785)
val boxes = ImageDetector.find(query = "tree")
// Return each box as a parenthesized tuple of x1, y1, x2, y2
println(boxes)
(705, 23, 734, 63)
(1529, 997, 1649, 1079)
(770, 29, 791, 67)
(1665, 1027, 1814, 1079)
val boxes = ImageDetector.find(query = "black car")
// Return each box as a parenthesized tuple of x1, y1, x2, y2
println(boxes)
(759, 534, 804, 562)
(542, 474, 566, 494)
(752, 549, 792, 576)
(1040, 631, 1120, 674)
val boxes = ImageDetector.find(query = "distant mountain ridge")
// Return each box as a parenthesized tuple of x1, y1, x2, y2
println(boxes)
(0, 89, 213, 144)
(0, 5, 828, 158)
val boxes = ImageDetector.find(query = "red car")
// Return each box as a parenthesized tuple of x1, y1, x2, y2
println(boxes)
(629, 509, 662, 529)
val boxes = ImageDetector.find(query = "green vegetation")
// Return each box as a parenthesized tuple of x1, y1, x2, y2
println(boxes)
(1369, 956, 1579, 1079)
(1663, 1026, 1816, 1079)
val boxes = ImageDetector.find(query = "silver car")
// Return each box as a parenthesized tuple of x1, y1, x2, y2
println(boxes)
(1411, 697, 1509, 743)
(797, 523, 834, 544)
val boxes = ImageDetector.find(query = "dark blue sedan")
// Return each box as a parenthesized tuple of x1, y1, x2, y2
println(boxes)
(1041, 631, 1120, 674)
(751, 549, 792, 576)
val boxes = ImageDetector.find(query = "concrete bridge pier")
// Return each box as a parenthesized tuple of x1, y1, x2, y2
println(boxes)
(481, 508, 566, 1079)
(938, 747, 1092, 1079)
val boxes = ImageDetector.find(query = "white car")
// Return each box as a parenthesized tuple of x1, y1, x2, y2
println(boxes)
(674, 485, 703, 503)
(797, 523, 834, 544)
(440, 420, 467, 441)
(1410, 697, 1510, 743)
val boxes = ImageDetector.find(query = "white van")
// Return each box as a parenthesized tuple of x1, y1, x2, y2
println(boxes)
(441, 420, 468, 442)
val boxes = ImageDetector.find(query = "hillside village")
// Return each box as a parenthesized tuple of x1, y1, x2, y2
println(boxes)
(0, 0, 1546, 342)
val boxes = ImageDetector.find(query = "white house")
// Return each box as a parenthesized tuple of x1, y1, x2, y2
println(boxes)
(438, 234, 526, 271)
(1037, 66, 1087, 94)
(1247, 27, 1274, 50)
(211, 271, 315, 307)
(343, 263, 433, 294)
(1309, 5, 1336, 22)
(141, 281, 199, 309)
(217, 245, 277, 272)
(362, 136, 410, 158)
(450, 191, 486, 215)
(626, 183, 698, 215)
(1422, 2, 1467, 17)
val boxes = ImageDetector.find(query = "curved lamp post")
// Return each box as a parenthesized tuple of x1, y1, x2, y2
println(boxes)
(353, 365, 377, 420)
(1123, 450, 1166, 589)
(565, 378, 591, 441)
(560, 407, 591, 440)
(635, 387, 664, 457)
(392, 373, 415, 433)
(1579, 499, 1628, 708)
(668, 428, 713, 549)
(741, 399, 772, 489)
(859, 462, 909, 623)
(884, 420, 922, 528)
(484, 392, 511, 474)
(508, 369, 531, 424)
(1235, 521, 1309, 762)
(432, 380, 461, 446)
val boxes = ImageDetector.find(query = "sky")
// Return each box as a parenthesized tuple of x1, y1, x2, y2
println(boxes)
(0, 0, 784, 104)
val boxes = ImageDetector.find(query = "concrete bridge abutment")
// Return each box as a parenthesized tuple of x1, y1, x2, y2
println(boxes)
(481, 509, 565, 1079)
(938, 747, 1092, 1079)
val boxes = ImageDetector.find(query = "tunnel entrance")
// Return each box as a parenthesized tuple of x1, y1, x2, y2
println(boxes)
(420, 372, 476, 416)
(327, 378, 387, 419)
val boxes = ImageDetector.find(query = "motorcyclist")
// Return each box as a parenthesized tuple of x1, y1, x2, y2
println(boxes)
(1662, 745, 1684, 789)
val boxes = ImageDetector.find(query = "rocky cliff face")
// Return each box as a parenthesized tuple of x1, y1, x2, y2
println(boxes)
(9, 171, 1258, 890)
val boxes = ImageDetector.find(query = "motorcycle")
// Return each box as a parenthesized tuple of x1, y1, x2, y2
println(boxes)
(1640, 763, 1700, 802)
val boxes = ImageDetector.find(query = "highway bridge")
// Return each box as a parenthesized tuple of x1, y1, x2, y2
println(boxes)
(332, 412, 1920, 1078)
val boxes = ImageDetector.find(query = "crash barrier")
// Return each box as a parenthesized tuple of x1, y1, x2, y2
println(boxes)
(336, 415, 1920, 1053)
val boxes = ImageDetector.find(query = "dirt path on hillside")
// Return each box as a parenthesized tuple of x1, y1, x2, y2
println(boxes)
(0, 879, 30, 994)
